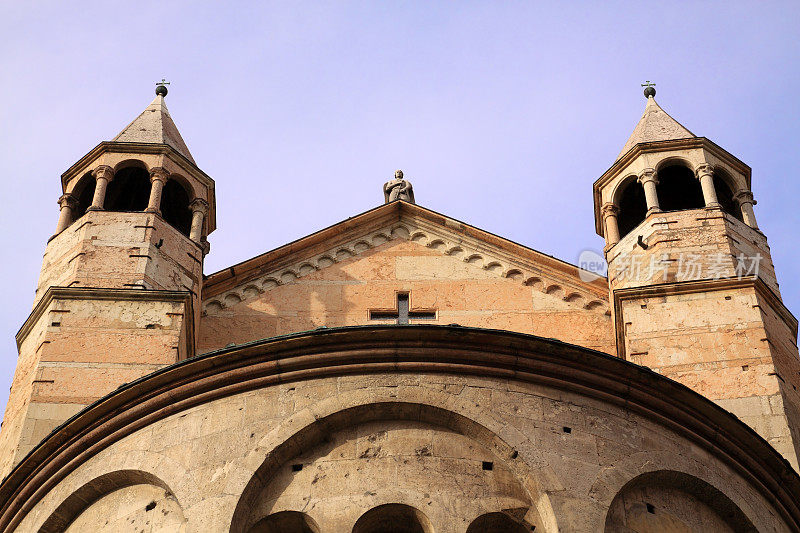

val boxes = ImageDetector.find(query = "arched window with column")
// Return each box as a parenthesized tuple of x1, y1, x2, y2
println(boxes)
(161, 178, 193, 237)
(105, 164, 151, 212)
(712, 167, 744, 222)
(71, 172, 96, 222)
(655, 162, 705, 212)
(614, 176, 647, 239)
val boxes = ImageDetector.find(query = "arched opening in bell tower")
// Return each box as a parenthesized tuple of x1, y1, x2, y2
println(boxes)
(713, 168, 744, 222)
(105, 165, 151, 212)
(655, 163, 705, 212)
(161, 178, 193, 237)
(615, 176, 647, 238)
(71, 172, 96, 222)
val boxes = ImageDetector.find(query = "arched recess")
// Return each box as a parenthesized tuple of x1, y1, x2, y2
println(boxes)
(105, 163, 151, 212)
(655, 162, 705, 212)
(604, 470, 757, 533)
(352, 503, 433, 533)
(229, 402, 548, 533)
(39, 469, 186, 533)
(161, 177, 193, 236)
(713, 167, 744, 222)
(249, 511, 320, 533)
(467, 512, 529, 533)
(70, 172, 96, 223)
(613, 175, 647, 238)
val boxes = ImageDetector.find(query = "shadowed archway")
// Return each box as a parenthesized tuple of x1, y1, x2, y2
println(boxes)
(352, 504, 433, 533)
(229, 401, 544, 533)
(249, 511, 320, 533)
(604, 470, 756, 532)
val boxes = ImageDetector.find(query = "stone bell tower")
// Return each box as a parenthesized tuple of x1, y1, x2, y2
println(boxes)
(593, 85, 800, 469)
(0, 83, 215, 476)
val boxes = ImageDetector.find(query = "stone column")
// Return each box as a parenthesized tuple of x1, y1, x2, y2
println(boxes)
(55, 194, 77, 234)
(145, 167, 170, 214)
(87, 165, 115, 211)
(735, 190, 759, 229)
(189, 198, 209, 242)
(601, 203, 621, 245)
(695, 164, 720, 208)
(638, 168, 661, 214)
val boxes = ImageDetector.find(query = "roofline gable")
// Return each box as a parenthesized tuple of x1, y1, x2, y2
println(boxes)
(202, 201, 609, 301)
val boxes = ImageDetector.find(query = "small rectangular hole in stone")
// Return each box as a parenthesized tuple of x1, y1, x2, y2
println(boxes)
(640, 304, 647, 309)
(51, 322, 61, 327)
(482, 461, 493, 471)
(742, 365, 749, 371)
(562, 426, 572, 434)
(291, 464, 303, 472)
(725, 296, 732, 300)
(646, 503, 655, 514)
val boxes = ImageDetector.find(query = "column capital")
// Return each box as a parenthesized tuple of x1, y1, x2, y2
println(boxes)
(57, 193, 77, 209)
(149, 167, 170, 183)
(695, 163, 714, 180)
(734, 190, 756, 205)
(637, 168, 658, 185)
(91, 165, 115, 181)
(190, 198, 209, 215)
(601, 202, 619, 217)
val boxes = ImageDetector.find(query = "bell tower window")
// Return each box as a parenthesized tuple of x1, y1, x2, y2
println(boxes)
(712, 169, 744, 222)
(161, 179, 193, 236)
(655, 163, 704, 212)
(105, 166, 151, 212)
(72, 172, 96, 222)
(616, 177, 647, 238)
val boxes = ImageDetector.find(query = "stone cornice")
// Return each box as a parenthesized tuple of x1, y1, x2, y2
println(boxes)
(202, 201, 609, 303)
(15, 287, 195, 355)
(592, 137, 753, 235)
(0, 326, 798, 531)
(612, 276, 798, 359)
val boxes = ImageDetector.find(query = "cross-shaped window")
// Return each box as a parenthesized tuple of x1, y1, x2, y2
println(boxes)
(369, 292, 436, 325)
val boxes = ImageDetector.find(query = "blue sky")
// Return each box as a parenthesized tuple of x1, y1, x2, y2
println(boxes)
(1, 1, 798, 415)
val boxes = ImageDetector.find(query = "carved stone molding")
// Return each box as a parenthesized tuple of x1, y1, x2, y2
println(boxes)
(202, 221, 610, 316)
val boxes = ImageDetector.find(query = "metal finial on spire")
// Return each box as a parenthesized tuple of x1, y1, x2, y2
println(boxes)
(155, 78, 170, 97)
(641, 80, 656, 98)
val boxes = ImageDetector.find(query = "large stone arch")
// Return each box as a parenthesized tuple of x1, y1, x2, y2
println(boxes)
(2, 326, 798, 532)
(38, 469, 185, 533)
(590, 451, 767, 532)
(228, 393, 557, 533)
(604, 470, 757, 532)
(17, 448, 199, 533)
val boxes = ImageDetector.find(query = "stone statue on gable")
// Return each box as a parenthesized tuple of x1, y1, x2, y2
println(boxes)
(383, 170, 415, 204)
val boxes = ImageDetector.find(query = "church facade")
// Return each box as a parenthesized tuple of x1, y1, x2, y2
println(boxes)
(0, 84, 798, 532)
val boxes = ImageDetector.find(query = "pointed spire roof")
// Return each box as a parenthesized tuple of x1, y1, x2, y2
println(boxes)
(113, 94, 196, 164)
(617, 95, 696, 159)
